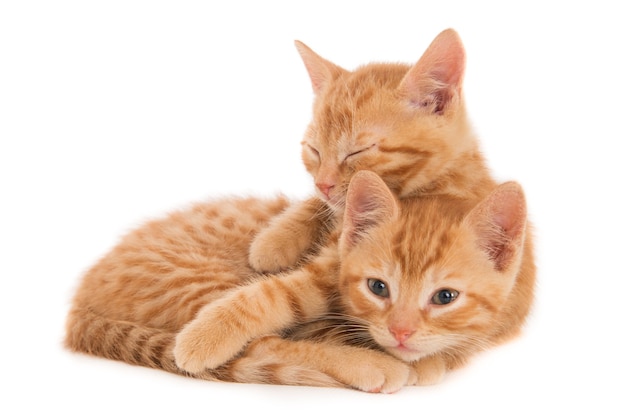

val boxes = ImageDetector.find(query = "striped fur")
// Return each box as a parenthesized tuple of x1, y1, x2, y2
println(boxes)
(249, 29, 494, 274)
(65, 189, 416, 392)
(66, 29, 536, 392)
(66, 171, 535, 391)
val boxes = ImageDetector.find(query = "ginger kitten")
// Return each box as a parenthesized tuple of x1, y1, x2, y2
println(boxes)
(66, 171, 535, 392)
(249, 29, 495, 273)
(65, 29, 536, 392)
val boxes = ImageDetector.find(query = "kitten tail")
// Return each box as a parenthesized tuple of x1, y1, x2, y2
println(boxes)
(64, 308, 217, 381)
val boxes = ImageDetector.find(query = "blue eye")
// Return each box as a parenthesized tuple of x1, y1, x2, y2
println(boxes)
(431, 289, 459, 305)
(367, 279, 389, 298)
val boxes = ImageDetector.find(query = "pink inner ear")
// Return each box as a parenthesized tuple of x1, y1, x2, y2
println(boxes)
(491, 189, 527, 238)
(399, 29, 466, 113)
(341, 171, 397, 250)
(430, 49, 465, 88)
(411, 89, 452, 115)
(470, 183, 527, 272)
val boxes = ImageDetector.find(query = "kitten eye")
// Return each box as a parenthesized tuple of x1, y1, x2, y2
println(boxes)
(344, 144, 376, 161)
(305, 144, 320, 158)
(367, 278, 389, 298)
(431, 288, 459, 305)
(346, 149, 365, 159)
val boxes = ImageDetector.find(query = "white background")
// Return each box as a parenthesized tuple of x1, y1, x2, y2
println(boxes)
(1, 1, 624, 416)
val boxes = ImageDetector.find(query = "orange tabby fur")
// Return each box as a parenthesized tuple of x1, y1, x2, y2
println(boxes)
(65, 29, 536, 392)
(66, 171, 534, 391)
(249, 29, 494, 273)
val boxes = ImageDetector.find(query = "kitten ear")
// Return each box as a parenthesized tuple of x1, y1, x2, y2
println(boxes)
(341, 171, 399, 252)
(464, 182, 527, 272)
(294, 40, 347, 94)
(398, 28, 465, 114)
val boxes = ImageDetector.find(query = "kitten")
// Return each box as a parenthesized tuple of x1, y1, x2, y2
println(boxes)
(65, 182, 413, 392)
(249, 29, 495, 274)
(66, 171, 535, 392)
(65, 29, 536, 391)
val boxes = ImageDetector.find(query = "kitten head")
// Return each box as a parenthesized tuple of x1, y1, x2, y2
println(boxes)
(338, 171, 528, 364)
(297, 29, 477, 212)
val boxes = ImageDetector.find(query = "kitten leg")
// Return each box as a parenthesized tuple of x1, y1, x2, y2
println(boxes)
(174, 258, 337, 374)
(249, 197, 330, 273)
(410, 355, 447, 385)
(227, 335, 414, 393)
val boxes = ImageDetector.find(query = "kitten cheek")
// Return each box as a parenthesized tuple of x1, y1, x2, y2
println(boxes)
(303, 161, 319, 176)
(368, 326, 399, 348)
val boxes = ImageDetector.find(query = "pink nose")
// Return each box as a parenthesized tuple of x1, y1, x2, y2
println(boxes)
(316, 183, 335, 199)
(389, 327, 414, 343)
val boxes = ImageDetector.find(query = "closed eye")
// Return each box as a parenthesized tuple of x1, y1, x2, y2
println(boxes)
(305, 143, 320, 158)
(344, 144, 376, 161)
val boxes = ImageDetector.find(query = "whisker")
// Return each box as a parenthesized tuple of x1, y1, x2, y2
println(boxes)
(283, 311, 380, 350)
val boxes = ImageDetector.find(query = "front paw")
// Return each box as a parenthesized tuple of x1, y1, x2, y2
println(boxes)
(173, 310, 249, 374)
(328, 350, 413, 394)
(249, 229, 304, 273)
(350, 356, 413, 394)
(410, 355, 446, 386)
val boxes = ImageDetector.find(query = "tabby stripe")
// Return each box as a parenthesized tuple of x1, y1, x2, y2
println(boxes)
(257, 364, 284, 385)
(273, 278, 305, 324)
(162, 273, 240, 289)
(178, 284, 238, 318)
(379, 163, 426, 190)
(135, 331, 152, 364)
(105, 322, 130, 359)
(140, 281, 238, 323)
(378, 145, 432, 157)
(66, 309, 189, 375)
(467, 293, 498, 314)
(154, 250, 206, 270)
(231, 293, 262, 328)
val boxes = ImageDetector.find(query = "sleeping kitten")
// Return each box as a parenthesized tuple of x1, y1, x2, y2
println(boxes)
(249, 29, 495, 273)
(66, 171, 535, 392)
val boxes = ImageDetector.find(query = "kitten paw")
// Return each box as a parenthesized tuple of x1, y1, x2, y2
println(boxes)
(410, 355, 446, 386)
(248, 229, 305, 273)
(335, 351, 413, 394)
(356, 360, 412, 394)
(173, 310, 250, 374)
(406, 367, 419, 386)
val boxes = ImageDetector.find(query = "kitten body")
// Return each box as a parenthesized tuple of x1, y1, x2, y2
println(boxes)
(66, 192, 415, 391)
(66, 172, 534, 391)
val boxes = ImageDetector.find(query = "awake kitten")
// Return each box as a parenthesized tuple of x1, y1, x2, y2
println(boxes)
(249, 29, 495, 273)
(66, 174, 413, 392)
(66, 171, 535, 392)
